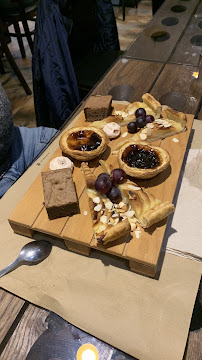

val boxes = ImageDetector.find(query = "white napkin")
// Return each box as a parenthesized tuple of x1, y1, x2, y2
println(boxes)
(165, 146, 202, 261)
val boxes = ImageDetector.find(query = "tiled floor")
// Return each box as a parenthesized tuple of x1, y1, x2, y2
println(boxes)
(0, 0, 152, 128)
(114, 0, 152, 51)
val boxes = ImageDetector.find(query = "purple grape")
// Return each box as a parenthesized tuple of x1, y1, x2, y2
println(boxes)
(136, 116, 146, 128)
(145, 115, 155, 123)
(95, 176, 112, 194)
(111, 168, 126, 184)
(135, 108, 146, 118)
(127, 121, 137, 134)
(107, 186, 122, 203)
(97, 173, 110, 181)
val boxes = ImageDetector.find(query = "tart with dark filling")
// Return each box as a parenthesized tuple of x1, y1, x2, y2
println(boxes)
(59, 126, 109, 161)
(118, 141, 170, 179)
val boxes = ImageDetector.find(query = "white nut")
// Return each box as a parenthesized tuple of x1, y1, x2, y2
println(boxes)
(114, 110, 127, 118)
(124, 210, 135, 218)
(122, 131, 128, 138)
(141, 128, 148, 134)
(93, 197, 100, 204)
(147, 128, 152, 136)
(105, 201, 113, 210)
(127, 185, 141, 191)
(146, 123, 154, 129)
(100, 215, 108, 224)
(98, 224, 106, 233)
(111, 213, 119, 218)
(140, 133, 147, 140)
(94, 204, 102, 212)
(135, 230, 141, 239)
(118, 201, 125, 208)
(130, 223, 137, 231)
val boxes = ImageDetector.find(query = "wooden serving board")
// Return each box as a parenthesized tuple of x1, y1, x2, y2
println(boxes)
(8, 104, 194, 277)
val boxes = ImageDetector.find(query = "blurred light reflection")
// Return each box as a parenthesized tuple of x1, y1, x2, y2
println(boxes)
(192, 72, 199, 79)
(77, 344, 99, 360)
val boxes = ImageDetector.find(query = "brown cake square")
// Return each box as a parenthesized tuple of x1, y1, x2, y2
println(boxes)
(84, 95, 112, 121)
(41, 168, 79, 220)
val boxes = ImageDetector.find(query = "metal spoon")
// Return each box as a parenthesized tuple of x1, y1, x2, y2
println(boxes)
(0, 240, 52, 278)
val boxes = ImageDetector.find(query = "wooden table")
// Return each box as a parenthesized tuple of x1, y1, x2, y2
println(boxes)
(125, 0, 202, 66)
(0, 0, 202, 358)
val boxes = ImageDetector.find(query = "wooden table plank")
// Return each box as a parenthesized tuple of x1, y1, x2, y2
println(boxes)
(91, 58, 164, 100)
(0, 289, 25, 344)
(150, 63, 202, 115)
(125, 0, 199, 62)
(0, 304, 49, 360)
(169, 1, 202, 67)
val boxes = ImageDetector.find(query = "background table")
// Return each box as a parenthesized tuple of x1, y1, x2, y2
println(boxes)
(0, 0, 202, 358)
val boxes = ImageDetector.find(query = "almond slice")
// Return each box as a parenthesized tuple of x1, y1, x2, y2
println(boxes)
(146, 123, 154, 129)
(130, 222, 137, 231)
(94, 204, 102, 212)
(147, 128, 152, 136)
(124, 210, 135, 218)
(140, 133, 147, 140)
(135, 229, 141, 239)
(111, 213, 119, 218)
(98, 224, 107, 233)
(93, 197, 100, 204)
(100, 215, 108, 224)
(118, 201, 126, 208)
(122, 132, 128, 138)
(141, 128, 148, 134)
(127, 185, 141, 191)
(105, 201, 113, 210)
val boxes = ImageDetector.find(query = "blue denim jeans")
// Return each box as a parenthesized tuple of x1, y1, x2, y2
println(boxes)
(0, 126, 58, 198)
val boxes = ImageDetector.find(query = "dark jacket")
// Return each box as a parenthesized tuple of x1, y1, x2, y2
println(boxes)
(32, 0, 120, 129)
(32, 0, 80, 130)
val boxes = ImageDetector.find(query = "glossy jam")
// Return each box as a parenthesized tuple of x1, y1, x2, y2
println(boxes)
(122, 145, 160, 169)
(67, 130, 101, 151)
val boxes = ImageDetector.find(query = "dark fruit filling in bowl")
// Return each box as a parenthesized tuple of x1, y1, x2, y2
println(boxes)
(67, 130, 101, 151)
(122, 145, 160, 169)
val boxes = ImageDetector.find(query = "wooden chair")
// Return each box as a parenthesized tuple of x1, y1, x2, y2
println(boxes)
(0, 0, 37, 58)
(113, 0, 138, 21)
(0, 18, 32, 95)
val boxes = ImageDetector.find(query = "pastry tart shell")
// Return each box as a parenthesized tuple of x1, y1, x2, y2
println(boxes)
(59, 126, 109, 161)
(118, 141, 170, 179)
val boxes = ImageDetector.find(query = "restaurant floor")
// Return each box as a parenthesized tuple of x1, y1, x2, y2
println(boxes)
(0, 0, 152, 128)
